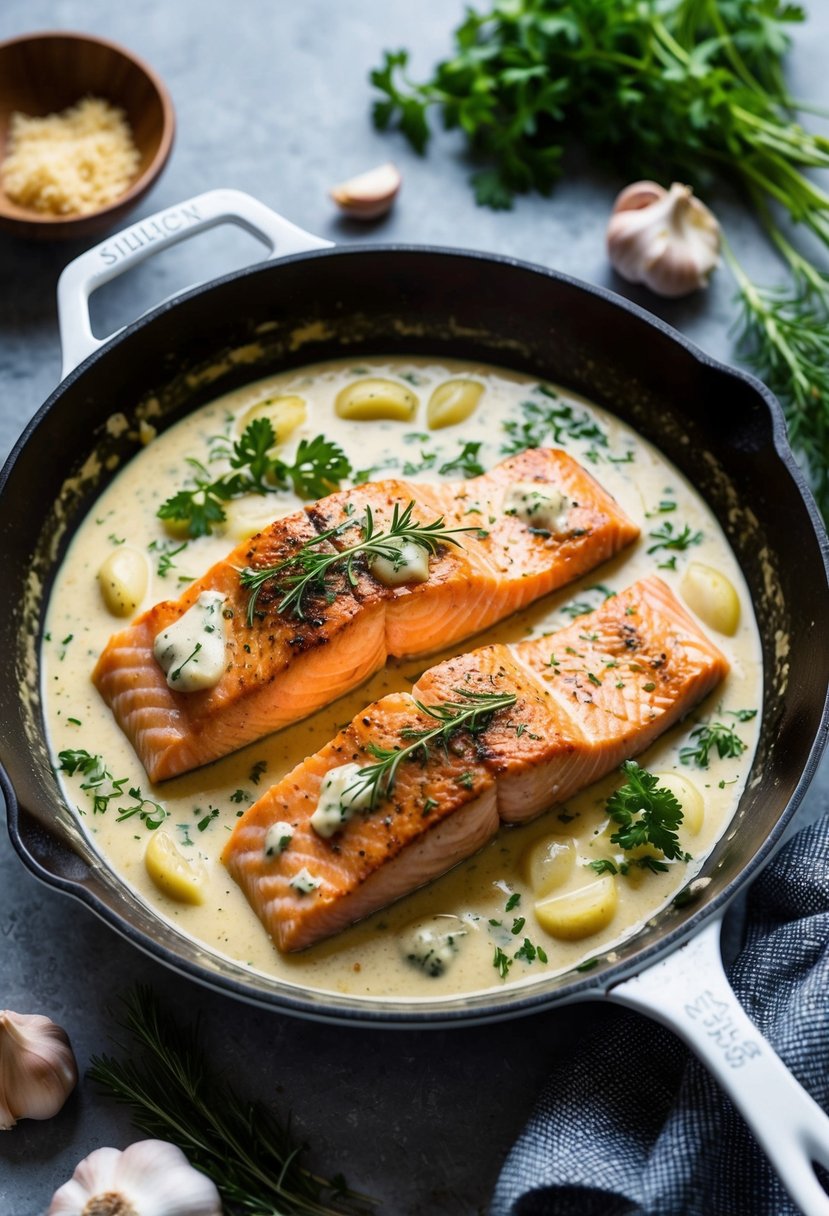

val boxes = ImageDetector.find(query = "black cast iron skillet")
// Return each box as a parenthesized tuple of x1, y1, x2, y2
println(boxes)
(2, 191, 829, 1211)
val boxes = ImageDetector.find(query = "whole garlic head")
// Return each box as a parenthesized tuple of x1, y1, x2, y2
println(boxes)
(48, 1139, 223, 1216)
(606, 180, 721, 298)
(0, 1009, 78, 1130)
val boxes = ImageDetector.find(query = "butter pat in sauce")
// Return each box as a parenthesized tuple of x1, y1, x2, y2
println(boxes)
(370, 540, 430, 587)
(310, 763, 373, 838)
(503, 482, 571, 533)
(153, 591, 227, 692)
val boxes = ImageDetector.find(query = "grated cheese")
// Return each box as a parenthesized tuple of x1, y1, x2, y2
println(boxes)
(1, 96, 141, 216)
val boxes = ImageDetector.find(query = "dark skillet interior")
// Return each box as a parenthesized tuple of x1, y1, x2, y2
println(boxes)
(2, 247, 828, 1024)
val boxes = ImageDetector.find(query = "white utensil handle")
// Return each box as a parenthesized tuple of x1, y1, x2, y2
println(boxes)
(608, 916, 829, 1215)
(56, 188, 332, 378)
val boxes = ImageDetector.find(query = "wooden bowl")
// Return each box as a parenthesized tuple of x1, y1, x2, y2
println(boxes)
(0, 31, 175, 240)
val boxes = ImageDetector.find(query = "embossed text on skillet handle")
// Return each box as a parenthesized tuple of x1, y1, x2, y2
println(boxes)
(607, 916, 829, 1215)
(56, 188, 332, 379)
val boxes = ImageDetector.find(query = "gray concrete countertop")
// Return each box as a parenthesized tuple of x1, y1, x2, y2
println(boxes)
(1, 3, 827, 1213)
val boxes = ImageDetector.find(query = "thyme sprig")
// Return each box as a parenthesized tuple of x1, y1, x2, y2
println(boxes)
(88, 988, 373, 1216)
(346, 687, 517, 809)
(240, 500, 472, 624)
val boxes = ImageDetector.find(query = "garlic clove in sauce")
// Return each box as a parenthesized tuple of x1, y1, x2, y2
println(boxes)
(47, 1138, 223, 1215)
(0, 1009, 78, 1130)
(606, 180, 721, 298)
(330, 162, 402, 220)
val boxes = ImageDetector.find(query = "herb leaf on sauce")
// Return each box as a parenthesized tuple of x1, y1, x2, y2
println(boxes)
(605, 761, 686, 860)
(680, 720, 749, 768)
(157, 420, 352, 538)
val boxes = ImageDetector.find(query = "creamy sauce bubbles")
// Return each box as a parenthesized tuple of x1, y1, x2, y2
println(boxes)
(42, 358, 762, 1000)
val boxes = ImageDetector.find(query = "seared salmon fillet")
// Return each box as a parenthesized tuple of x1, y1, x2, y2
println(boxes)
(93, 449, 638, 781)
(222, 577, 728, 952)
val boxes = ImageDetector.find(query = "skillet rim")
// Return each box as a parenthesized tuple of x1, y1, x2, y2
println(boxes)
(3, 242, 828, 1027)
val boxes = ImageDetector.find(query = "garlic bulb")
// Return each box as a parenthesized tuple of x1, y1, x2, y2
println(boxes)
(330, 162, 402, 219)
(606, 180, 721, 298)
(48, 1139, 223, 1216)
(0, 1009, 78, 1130)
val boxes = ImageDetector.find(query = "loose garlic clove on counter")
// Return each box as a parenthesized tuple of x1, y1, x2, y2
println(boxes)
(47, 1139, 223, 1216)
(606, 180, 721, 298)
(0, 1010, 78, 1130)
(330, 162, 402, 220)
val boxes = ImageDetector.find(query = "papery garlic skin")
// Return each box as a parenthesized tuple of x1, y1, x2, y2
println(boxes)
(607, 180, 721, 298)
(48, 1139, 223, 1216)
(0, 1010, 78, 1130)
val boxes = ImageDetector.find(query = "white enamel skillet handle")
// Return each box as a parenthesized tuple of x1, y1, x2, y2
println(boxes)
(607, 915, 829, 1214)
(56, 188, 332, 379)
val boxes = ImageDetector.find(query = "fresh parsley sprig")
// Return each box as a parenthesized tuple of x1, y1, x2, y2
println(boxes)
(371, 1, 829, 517)
(240, 500, 472, 624)
(157, 419, 352, 538)
(89, 988, 373, 1216)
(345, 687, 517, 809)
(605, 760, 686, 861)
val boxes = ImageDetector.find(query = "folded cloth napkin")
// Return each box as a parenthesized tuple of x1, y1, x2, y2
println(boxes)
(491, 816, 829, 1216)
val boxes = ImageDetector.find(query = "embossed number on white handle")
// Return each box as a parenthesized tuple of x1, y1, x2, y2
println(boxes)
(56, 188, 332, 379)
(607, 917, 829, 1216)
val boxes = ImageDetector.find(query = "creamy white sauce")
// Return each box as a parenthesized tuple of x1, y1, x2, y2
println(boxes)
(502, 482, 571, 534)
(42, 356, 763, 1001)
(153, 591, 227, 692)
(310, 763, 373, 838)
(370, 540, 431, 587)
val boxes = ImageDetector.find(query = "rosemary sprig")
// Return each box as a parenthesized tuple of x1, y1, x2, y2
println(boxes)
(88, 988, 373, 1216)
(345, 686, 517, 809)
(240, 500, 472, 624)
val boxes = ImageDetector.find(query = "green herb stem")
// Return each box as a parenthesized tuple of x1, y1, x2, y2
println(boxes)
(240, 500, 472, 624)
(347, 687, 517, 809)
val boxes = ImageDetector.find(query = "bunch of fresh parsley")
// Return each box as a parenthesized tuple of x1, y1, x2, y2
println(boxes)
(158, 418, 352, 537)
(372, 0, 829, 517)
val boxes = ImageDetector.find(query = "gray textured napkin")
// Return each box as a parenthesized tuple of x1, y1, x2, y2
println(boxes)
(491, 817, 829, 1216)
